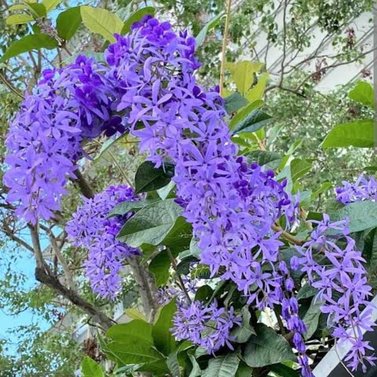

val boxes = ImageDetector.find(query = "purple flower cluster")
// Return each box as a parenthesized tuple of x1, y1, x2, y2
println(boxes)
(104, 16, 307, 368)
(278, 261, 311, 376)
(293, 214, 376, 372)
(172, 300, 241, 353)
(66, 185, 139, 299)
(336, 175, 377, 204)
(105, 17, 297, 306)
(3, 56, 119, 224)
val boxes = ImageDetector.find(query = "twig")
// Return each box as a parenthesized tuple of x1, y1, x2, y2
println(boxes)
(272, 224, 304, 246)
(46, 229, 75, 290)
(296, 47, 376, 90)
(0, 72, 23, 99)
(167, 248, 192, 304)
(2, 223, 34, 253)
(219, 0, 232, 96)
(278, 0, 289, 87)
(128, 256, 158, 321)
(274, 308, 286, 335)
(73, 169, 94, 199)
(334, 339, 355, 377)
(107, 149, 133, 187)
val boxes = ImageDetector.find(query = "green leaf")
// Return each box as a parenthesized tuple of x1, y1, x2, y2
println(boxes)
(303, 299, 321, 340)
(149, 251, 170, 286)
(6, 14, 33, 25)
(229, 100, 263, 129)
(202, 353, 240, 377)
(231, 306, 256, 343)
(110, 198, 160, 217)
(224, 92, 249, 114)
(269, 363, 299, 377)
(246, 150, 281, 167)
(235, 362, 253, 377)
(157, 181, 176, 200)
(349, 81, 374, 108)
(125, 308, 147, 321)
(0, 34, 58, 62)
(243, 324, 296, 368)
(135, 161, 174, 194)
(152, 300, 177, 355)
(106, 340, 165, 366)
(322, 120, 374, 148)
(25, 3, 47, 17)
(311, 181, 332, 200)
(225, 61, 267, 100)
(56, 7, 82, 41)
(231, 109, 271, 136)
(122, 7, 155, 34)
(196, 12, 224, 47)
(81, 356, 104, 377)
(162, 216, 192, 254)
(297, 284, 317, 301)
(290, 159, 312, 182)
(117, 199, 182, 247)
(8, 4, 29, 12)
(333, 201, 377, 233)
(105, 321, 166, 369)
(42, 0, 61, 12)
(81, 6, 123, 42)
(167, 351, 181, 377)
(189, 354, 202, 377)
(195, 285, 213, 302)
(107, 319, 153, 344)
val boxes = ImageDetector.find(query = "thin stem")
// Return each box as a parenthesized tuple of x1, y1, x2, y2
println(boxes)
(278, 0, 288, 87)
(2, 223, 34, 253)
(73, 170, 94, 199)
(334, 339, 355, 377)
(45, 228, 75, 290)
(272, 224, 304, 246)
(0, 72, 23, 99)
(128, 256, 158, 321)
(166, 248, 191, 303)
(274, 309, 286, 335)
(219, 0, 232, 96)
(107, 150, 133, 187)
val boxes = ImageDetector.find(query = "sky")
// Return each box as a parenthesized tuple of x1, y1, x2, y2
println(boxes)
(0, 237, 50, 355)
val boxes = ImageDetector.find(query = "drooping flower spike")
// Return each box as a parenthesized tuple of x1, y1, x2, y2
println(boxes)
(66, 185, 140, 299)
(3, 56, 120, 224)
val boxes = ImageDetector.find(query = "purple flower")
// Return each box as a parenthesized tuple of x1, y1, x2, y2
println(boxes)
(66, 185, 139, 299)
(172, 300, 241, 353)
(295, 214, 375, 371)
(3, 56, 119, 224)
(336, 175, 377, 204)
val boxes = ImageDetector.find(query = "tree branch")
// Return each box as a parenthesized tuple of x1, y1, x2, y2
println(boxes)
(2, 222, 34, 253)
(29, 224, 114, 330)
(219, 0, 232, 95)
(128, 256, 158, 322)
(73, 169, 94, 199)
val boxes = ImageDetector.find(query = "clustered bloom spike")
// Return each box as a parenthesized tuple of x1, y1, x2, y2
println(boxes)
(106, 17, 298, 304)
(293, 214, 376, 372)
(104, 17, 307, 373)
(172, 300, 241, 353)
(336, 175, 377, 204)
(3, 56, 120, 224)
(66, 185, 139, 299)
(278, 261, 311, 376)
